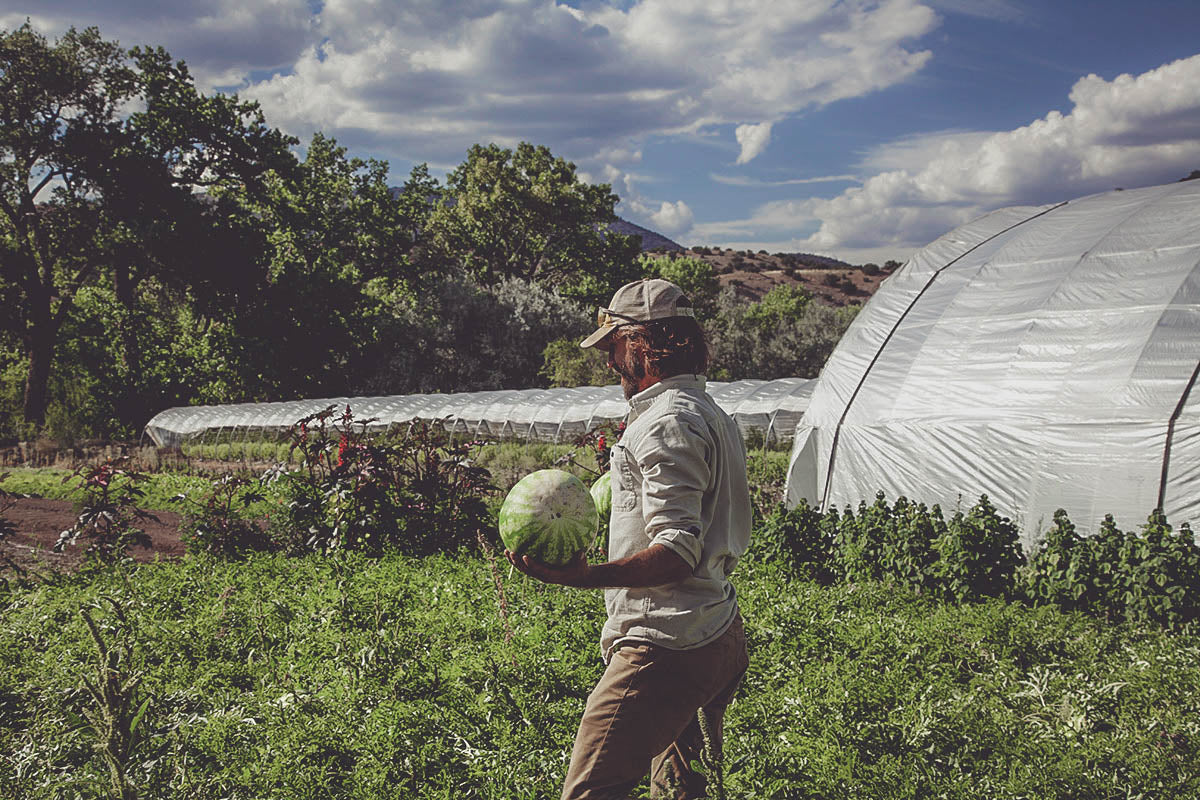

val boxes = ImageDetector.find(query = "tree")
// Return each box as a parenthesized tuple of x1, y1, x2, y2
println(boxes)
(705, 286, 858, 380)
(638, 254, 720, 317)
(426, 142, 641, 306)
(364, 273, 593, 395)
(0, 23, 296, 429)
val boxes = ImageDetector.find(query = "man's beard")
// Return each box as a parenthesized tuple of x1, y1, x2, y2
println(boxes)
(612, 352, 646, 400)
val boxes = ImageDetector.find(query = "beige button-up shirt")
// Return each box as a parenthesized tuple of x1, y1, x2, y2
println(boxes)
(600, 374, 751, 661)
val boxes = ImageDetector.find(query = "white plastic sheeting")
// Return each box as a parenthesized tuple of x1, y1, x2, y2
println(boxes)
(786, 180, 1200, 545)
(144, 378, 816, 449)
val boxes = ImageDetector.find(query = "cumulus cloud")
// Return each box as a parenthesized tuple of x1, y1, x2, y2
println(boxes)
(9, 0, 314, 88)
(696, 55, 1200, 261)
(734, 121, 773, 165)
(647, 200, 694, 236)
(24, 0, 930, 168)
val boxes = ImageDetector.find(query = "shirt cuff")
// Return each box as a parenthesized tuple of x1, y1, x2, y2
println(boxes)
(649, 528, 702, 569)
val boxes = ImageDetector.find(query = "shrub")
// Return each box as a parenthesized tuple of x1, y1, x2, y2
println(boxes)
(752, 499, 836, 583)
(931, 495, 1025, 603)
(832, 494, 939, 592)
(177, 473, 274, 558)
(269, 405, 496, 556)
(1021, 510, 1200, 631)
(1020, 509, 1094, 611)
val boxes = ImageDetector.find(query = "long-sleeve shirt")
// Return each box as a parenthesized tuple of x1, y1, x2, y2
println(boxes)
(600, 374, 752, 662)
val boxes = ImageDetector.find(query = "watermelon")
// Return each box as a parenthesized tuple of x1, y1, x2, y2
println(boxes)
(591, 471, 612, 521)
(499, 469, 599, 566)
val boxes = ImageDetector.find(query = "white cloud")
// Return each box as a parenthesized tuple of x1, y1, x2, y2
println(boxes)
(735, 121, 773, 165)
(647, 200, 694, 236)
(14, 0, 943, 250)
(12, 0, 315, 89)
(709, 173, 859, 187)
(695, 54, 1200, 261)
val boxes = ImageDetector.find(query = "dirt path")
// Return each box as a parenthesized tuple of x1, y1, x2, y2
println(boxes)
(1, 497, 186, 574)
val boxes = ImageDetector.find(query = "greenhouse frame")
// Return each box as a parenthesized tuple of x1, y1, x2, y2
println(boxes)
(144, 378, 817, 449)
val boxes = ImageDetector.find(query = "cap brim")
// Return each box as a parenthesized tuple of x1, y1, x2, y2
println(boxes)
(580, 324, 617, 349)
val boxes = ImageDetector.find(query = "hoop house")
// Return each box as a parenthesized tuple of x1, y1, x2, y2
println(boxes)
(786, 180, 1200, 544)
(145, 378, 816, 449)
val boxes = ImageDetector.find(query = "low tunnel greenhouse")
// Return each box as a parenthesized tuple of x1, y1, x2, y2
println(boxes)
(143, 378, 817, 450)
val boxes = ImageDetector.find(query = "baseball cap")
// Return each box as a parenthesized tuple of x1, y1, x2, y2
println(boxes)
(579, 278, 695, 349)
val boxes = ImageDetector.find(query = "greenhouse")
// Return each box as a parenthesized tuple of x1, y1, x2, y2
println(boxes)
(786, 179, 1200, 545)
(144, 377, 817, 449)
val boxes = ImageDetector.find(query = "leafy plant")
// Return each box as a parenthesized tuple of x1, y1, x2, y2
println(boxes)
(752, 498, 836, 583)
(54, 459, 155, 564)
(931, 495, 1025, 603)
(176, 473, 273, 558)
(270, 405, 496, 556)
(74, 597, 150, 800)
(1021, 509, 1093, 610)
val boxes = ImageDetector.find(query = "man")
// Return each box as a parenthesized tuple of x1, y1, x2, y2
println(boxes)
(506, 278, 752, 799)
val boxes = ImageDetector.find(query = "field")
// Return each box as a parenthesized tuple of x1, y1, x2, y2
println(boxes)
(1, 453, 1199, 799)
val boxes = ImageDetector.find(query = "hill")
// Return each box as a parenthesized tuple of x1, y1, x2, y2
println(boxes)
(609, 217, 684, 251)
(615, 220, 899, 307)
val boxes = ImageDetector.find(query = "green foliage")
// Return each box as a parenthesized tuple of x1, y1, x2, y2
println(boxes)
(54, 459, 155, 564)
(932, 495, 1026, 603)
(366, 273, 593, 394)
(76, 597, 149, 800)
(0, 23, 296, 430)
(752, 499, 837, 583)
(427, 142, 642, 306)
(269, 406, 496, 556)
(705, 287, 859, 380)
(176, 474, 273, 558)
(540, 338, 613, 388)
(0, 467, 225, 512)
(835, 494, 942, 593)
(2, 554, 1198, 798)
(1022, 510, 1200, 631)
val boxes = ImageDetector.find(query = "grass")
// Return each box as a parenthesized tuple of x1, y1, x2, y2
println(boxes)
(1, 552, 1197, 799)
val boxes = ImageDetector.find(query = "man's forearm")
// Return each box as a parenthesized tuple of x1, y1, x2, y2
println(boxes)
(506, 541, 694, 588)
(577, 543, 692, 588)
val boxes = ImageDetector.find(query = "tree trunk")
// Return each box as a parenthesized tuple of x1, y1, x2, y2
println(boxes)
(22, 313, 54, 429)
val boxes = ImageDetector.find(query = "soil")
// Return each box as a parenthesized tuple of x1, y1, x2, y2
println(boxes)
(0, 497, 186, 576)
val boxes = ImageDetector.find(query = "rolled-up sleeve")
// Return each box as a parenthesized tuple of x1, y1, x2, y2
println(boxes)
(634, 414, 711, 569)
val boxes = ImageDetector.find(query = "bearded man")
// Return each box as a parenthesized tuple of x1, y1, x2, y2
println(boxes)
(507, 278, 752, 799)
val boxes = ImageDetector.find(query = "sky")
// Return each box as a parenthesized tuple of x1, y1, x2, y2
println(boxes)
(6, 0, 1200, 264)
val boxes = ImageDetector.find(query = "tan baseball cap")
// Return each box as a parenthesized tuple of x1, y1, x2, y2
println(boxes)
(580, 278, 695, 349)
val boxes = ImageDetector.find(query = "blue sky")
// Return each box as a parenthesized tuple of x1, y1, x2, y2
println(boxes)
(7, 0, 1200, 263)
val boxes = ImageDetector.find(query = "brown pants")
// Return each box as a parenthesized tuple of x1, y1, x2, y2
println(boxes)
(561, 615, 748, 800)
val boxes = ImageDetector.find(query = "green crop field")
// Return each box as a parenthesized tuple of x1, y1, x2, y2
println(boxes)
(2, 439, 1198, 798)
(1, 551, 1198, 799)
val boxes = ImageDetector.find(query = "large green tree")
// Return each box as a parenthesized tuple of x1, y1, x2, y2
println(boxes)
(224, 134, 433, 400)
(0, 23, 294, 430)
(427, 142, 641, 306)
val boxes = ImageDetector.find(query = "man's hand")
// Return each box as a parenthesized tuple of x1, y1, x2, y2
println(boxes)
(505, 549, 592, 587)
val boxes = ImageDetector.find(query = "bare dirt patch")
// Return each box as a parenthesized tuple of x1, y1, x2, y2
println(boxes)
(1, 497, 185, 575)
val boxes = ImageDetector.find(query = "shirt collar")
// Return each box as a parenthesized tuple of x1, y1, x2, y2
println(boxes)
(627, 374, 707, 416)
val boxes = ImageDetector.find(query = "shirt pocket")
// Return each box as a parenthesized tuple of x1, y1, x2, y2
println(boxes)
(610, 443, 637, 512)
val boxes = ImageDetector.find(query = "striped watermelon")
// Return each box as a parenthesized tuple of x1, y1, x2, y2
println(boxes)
(499, 469, 599, 566)
(591, 471, 612, 521)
